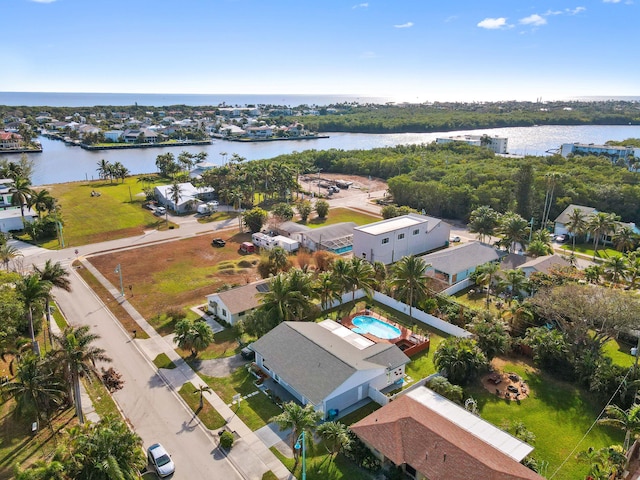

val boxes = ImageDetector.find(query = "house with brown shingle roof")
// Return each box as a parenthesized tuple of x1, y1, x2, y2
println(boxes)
(351, 387, 544, 480)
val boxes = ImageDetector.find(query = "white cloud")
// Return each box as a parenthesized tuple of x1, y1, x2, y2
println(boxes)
(520, 14, 547, 26)
(477, 17, 509, 29)
(544, 9, 563, 15)
(352, 3, 368, 9)
(567, 6, 586, 14)
(393, 22, 414, 28)
(603, 0, 621, 3)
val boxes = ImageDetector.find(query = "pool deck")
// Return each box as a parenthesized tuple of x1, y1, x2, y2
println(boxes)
(341, 310, 429, 354)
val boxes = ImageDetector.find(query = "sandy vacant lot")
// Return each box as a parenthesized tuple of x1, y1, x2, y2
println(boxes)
(298, 172, 387, 199)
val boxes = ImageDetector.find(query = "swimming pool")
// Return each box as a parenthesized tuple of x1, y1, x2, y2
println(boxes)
(352, 316, 401, 340)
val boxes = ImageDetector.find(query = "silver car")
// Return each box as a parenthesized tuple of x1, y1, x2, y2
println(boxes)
(147, 443, 175, 477)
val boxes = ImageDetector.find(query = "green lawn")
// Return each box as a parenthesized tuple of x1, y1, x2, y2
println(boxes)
(560, 243, 622, 260)
(45, 176, 175, 248)
(468, 361, 623, 480)
(302, 207, 380, 228)
(178, 382, 226, 430)
(152, 353, 177, 370)
(200, 367, 282, 431)
(602, 337, 636, 368)
(272, 444, 376, 480)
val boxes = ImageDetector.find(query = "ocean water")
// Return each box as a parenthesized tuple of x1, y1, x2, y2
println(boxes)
(0, 92, 395, 108)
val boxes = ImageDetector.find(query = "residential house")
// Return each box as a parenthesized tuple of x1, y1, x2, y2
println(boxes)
(251, 320, 410, 417)
(553, 204, 597, 237)
(154, 182, 215, 214)
(436, 134, 508, 154)
(518, 254, 571, 278)
(0, 178, 15, 208)
(351, 386, 542, 480)
(0, 207, 36, 232)
(422, 241, 501, 285)
(561, 142, 640, 165)
(0, 132, 22, 149)
(205, 280, 268, 326)
(245, 126, 273, 139)
(122, 128, 163, 144)
(104, 130, 124, 142)
(353, 214, 450, 265)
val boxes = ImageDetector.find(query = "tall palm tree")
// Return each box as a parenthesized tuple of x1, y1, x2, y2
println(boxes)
(9, 176, 35, 218)
(330, 258, 352, 304)
(346, 257, 376, 302)
(34, 260, 71, 349)
(598, 403, 640, 451)
(473, 261, 499, 307)
(16, 273, 52, 355)
(498, 269, 529, 304)
(52, 325, 111, 424)
(501, 299, 534, 337)
(27, 189, 55, 218)
(468, 205, 500, 244)
(166, 180, 184, 213)
(315, 271, 341, 312)
(613, 225, 638, 253)
(589, 212, 619, 260)
(497, 211, 529, 253)
(96, 159, 111, 181)
(270, 402, 322, 461)
(0, 243, 22, 270)
(391, 255, 430, 321)
(194, 384, 212, 411)
(626, 252, 640, 290)
(565, 208, 587, 251)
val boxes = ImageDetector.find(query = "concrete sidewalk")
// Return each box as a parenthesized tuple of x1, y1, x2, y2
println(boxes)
(80, 258, 293, 480)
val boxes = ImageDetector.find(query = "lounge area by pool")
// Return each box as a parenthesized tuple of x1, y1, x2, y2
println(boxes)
(352, 315, 401, 340)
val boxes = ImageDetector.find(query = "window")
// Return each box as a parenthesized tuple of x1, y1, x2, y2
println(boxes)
(238, 311, 245, 317)
(398, 233, 405, 240)
(413, 229, 420, 235)
(382, 237, 389, 244)
(222, 309, 227, 317)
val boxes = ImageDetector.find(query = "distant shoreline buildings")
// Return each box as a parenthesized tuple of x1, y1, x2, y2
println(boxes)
(435, 134, 508, 154)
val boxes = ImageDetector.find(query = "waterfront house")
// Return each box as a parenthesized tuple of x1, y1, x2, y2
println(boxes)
(351, 387, 542, 480)
(353, 214, 450, 265)
(561, 142, 640, 165)
(154, 182, 215, 214)
(122, 128, 164, 144)
(205, 279, 268, 326)
(0, 132, 22, 150)
(251, 320, 410, 418)
(245, 126, 274, 139)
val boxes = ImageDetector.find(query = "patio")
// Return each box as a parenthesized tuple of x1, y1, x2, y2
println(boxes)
(341, 309, 431, 357)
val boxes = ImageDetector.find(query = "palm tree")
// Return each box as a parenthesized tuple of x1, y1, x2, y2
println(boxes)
(605, 256, 628, 287)
(66, 415, 147, 479)
(501, 299, 534, 337)
(565, 208, 587, 251)
(584, 264, 604, 284)
(2, 354, 65, 429)
(27, 189, 55, 218)
(589, 212, 619, 259)
(194, 384, 212, 411)
(613, 225, 638, 253)
(96, 159, 111, 181)
(111, 161, 129, 183)
(598, 403, 640, 451)
(34, 260, 71, 349)
(527, 239, 553, 257)
(316, 421, 351, 463)
(315, 271, 341, 312)
(270, 402, 322, 460)
(391, 255, 430, 321)
(268, 247, 290, 274)
(468, 205, 500, 244)
(167, 180, 184, 213)
(473, 261, 499, 307)
(52, 325, 111, 424)
(626, 252, 640, 289)
(497, 211, 529, 253)
(173, 319, 214, 357)
(433, 337, 488, 386)
(330, 258, 352, 304)
(16, 273, 52, 355)
(0, 243, 22, 270)
(346, 257, 376, 302)
(498, 269, 528, 304)
(9, 176, 35, 218)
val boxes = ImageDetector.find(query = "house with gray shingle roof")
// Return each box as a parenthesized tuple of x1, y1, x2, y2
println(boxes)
(251, 320, 410, 417)
(553, 204, 597, 236)
(205, 279, 268, 326)
(422, 241, 501, 285)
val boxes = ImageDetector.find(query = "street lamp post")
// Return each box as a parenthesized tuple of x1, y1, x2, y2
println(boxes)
(294, 430, 307, 480)
(114, 264, 125, 297)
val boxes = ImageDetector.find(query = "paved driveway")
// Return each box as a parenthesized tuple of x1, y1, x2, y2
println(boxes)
(191, 353, 251, 377)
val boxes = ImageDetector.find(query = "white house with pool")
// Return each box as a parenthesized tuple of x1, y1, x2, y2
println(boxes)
(352, 213, 450, 265)
(250, 319, 410, 419)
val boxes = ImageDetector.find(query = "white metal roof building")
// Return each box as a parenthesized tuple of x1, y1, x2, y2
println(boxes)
(353, 214, 450, 265)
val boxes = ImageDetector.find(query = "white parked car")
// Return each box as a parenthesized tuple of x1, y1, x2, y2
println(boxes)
(154, 206, 167, 216)
(147, 443, 175, 477)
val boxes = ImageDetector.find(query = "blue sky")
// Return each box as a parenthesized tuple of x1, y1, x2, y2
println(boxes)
(2, 0, 637, 101)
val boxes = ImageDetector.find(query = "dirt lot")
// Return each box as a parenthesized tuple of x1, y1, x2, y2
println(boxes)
(298, 173, 387, 199)
(89, 231, 261, 320)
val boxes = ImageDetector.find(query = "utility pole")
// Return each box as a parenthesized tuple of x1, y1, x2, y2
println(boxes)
(114, 264, 125, 297)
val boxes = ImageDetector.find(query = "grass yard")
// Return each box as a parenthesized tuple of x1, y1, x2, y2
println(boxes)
(602, 337, 636, 368)
(468, 359, 623, 480)
(200, 367, 282, 431)
(178, 382, 226, 430)
(303, 207, 380, 228)
(560, 243, 622, 260)
(179, 326, 241, 361)
(45, 176, 176, 248)
(88, 232, 260, 321)
(153, 353, 177, 370)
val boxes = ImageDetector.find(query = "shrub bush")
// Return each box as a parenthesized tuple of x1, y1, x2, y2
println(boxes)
(219, 430, 234, 449)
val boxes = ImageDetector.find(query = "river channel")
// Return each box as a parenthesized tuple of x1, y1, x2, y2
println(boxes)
(17, 124, 640, 186)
